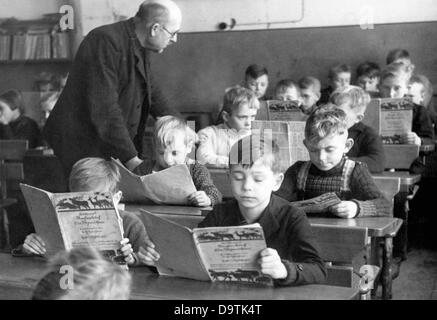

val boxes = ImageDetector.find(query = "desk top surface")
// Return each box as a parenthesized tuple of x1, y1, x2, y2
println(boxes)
(0, 254, 357, 300)
(125, 204, 212, 216)
(372, 171, 421, 186)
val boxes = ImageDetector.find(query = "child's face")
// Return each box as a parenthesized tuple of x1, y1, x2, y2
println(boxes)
(357, 76, 379, 92)
(332, 72, 351, 91)
(155, 131, 191, 169)
(245, 75, 269, 99)
(275, 87, 300, 102)
(304, 132, 353, 171)
(300, 87, 320, 112)
(230, 161, 283, 217)
(0, 101, 20, 125)
(224, 103, 257, 132)
(393, 58, 415, 77)
(379, 75, 409, 99)
(407, 82, 425, 105)
(337, 102, 365, 129)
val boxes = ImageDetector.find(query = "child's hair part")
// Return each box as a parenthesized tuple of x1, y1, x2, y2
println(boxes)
(32, 247, 132, 300)
(222, 86, 259, 115)
(298, 76, 321, 94)
(69, 157, 120, 194)
(153, 115, 196, 150)
(386, 48, 411, 65)
(356, 61, 381, 79)
(245, 64, 268, 80)
(274, 79, 300, 96)
(229, 134, 281, 173)
(305, 104, 348, 143)
(328, 64, 352, 80)
(0, 89, 25, 114)
(330, 85, 371, 112)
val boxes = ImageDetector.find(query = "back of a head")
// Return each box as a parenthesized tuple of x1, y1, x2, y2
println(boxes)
(228, 134, 281, 173)
(0, 89, 25, 113)
(386, 48, 410, 65)
(328, 64, 352, 80)
(69, 157, 120, 194)
(153, 115, 196, 149)
(298, 76, 321, 94)
(305, 104, 348, 143)
(32, 247, 132, 300)
(222, 86, 259, 114)
(356, 61, 381, 79)
(136, 0, 181, 25)
(330, 85, 371, 111)
(245, 64, 268, 80)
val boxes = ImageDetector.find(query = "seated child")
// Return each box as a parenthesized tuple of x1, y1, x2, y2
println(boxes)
(140, 135, 327, 286)
(318, 64, 352, 105)
(32, 247, 132, 300)
(138, 115, 222, 206)
(298, 76, 321, 115)
(274, 79, 301, 102)
(386, 48, 415, 78)
(330, 86, 386, 173)
(408, 74, 437, 133)
(379, 64, 434, 148)
(243, 64, 270, 101)
(0, 89, 43, 148)
(22, 157, 149, 267)
(275, 106, 391, 218)
(197, 86, 259, 167)
(355, 61, 381, 98)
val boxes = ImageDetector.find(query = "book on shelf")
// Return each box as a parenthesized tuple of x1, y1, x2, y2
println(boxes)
(20, 184, 127, 267)
(139, 210, 272, 285)
(0, 34, 11, 60)
(51, 32, 70, 59)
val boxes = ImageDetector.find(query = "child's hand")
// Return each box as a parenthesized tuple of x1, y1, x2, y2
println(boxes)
(120, 238, 135, 265)
(400, 132, 421, 145)
(330, 201, 358, 218)
(258, 248, 287, 280)
(137, 239, 160, 266)
(23, 233, 46, 255)
(188, 191, 211, 207)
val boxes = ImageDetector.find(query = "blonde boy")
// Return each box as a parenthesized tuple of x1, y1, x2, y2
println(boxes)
(298, 76, 321, 115)
(197, 86, 259, 167)
(276, 106, 390, 218)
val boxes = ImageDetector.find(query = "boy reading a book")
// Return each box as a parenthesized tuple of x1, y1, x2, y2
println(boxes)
(139, 115, 222, 206)
(197, 86, 259, 167)
(298, 76, 321, 115)
(330, 86, 386, 173)
(140, 135, 327, 286)
(21, 157, 148, 266)
(243, 64, 269, 101)
(275, 106, 391, 218)
(274, 79, 301, 103)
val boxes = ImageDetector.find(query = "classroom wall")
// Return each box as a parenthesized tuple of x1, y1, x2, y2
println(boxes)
(0, 0, 64, 19)
(149, 21, 437, 114)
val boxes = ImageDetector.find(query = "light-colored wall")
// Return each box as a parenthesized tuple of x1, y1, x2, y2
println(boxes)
(0, 0, 62, 19)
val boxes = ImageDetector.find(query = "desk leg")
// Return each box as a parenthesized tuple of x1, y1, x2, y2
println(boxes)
(382, 237, 393, 300)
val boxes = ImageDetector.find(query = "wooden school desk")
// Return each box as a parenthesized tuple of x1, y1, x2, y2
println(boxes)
(0, 253, 358, 300)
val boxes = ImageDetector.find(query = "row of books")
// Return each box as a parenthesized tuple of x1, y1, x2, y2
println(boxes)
(0, 32, 70, 61)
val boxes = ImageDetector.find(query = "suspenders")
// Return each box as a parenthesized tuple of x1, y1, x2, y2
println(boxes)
(297, 159, 356, 193)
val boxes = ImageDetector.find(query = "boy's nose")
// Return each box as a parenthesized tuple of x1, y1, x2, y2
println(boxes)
(242, 178, 254, 191)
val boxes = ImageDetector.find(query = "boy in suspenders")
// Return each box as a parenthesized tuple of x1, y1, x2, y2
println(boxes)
(276, 105, 390, 218)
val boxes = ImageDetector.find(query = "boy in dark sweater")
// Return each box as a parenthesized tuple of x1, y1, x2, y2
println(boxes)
(318, 64, 352, 105)
(276, 106, 391, 218)
(139, 135, 327, 286)
(330, 86, 385, 173)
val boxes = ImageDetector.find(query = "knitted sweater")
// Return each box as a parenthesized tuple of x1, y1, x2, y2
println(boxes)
(275, 158, 391, 217)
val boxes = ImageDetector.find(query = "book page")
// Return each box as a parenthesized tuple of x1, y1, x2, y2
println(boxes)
(138, 210, 210, 281)
(266, 100, 307, 121)
(291, 192, 342, 213)
(379, 99, 413, 144)
(193, 224, 272, 285)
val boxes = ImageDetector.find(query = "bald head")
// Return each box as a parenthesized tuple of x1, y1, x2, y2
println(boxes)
(136, 0, 182, 26)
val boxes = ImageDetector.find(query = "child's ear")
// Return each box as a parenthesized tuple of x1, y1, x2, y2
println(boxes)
(272, 173, 284, 192)
(345, 138, 354, 153)
(222, 111, 230, 123)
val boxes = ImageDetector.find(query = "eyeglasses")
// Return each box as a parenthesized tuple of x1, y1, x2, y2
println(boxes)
(160, 25, 179, 39)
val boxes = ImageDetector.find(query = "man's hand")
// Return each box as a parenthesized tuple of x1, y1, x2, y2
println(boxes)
(330, 201, 358, 218)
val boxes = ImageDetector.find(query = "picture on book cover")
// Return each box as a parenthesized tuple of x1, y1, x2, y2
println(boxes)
(380, 98, 413, 144)
(266, 100, 307, 121)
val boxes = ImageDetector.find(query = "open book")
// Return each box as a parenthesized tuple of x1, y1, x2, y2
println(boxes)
(139, 210, 272, 285)
(112, 158, 197, 205)
(263, 100, 307, 121)
(291, 192, 342, 213)
(20, 184, 126, 265)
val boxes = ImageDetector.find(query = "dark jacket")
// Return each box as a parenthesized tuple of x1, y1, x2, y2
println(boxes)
(347, 122, 385, 173)
(0, 115, 43, 148)
(43, 18, 178, 174)
(199, 194, 327, 286)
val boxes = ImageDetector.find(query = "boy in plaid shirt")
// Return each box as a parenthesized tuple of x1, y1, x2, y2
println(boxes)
(276, 105, 390, 218)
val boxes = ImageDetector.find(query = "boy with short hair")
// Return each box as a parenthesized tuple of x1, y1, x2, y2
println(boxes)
(319, 64, 352, 105)
(386, 49, 415, 78)
(140, 135, 327, 286)
(197, 86, 259, 167)
(355, 62, 381, 97)
(21, 157, 149, 267)
(298, 76, 321, 115)
(276, 106, 391, 218)
(274, 79, 301, 102)
(408, 74, 436, 133)
(140, 115, 222, 206)
(330, 86, 386, 173)
(244, 64, 269, 100)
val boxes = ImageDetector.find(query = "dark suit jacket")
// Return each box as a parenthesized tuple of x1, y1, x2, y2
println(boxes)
(44, 18, 178, 174)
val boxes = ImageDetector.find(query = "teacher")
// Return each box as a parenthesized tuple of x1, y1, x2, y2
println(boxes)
(44, 0, 182, 176)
